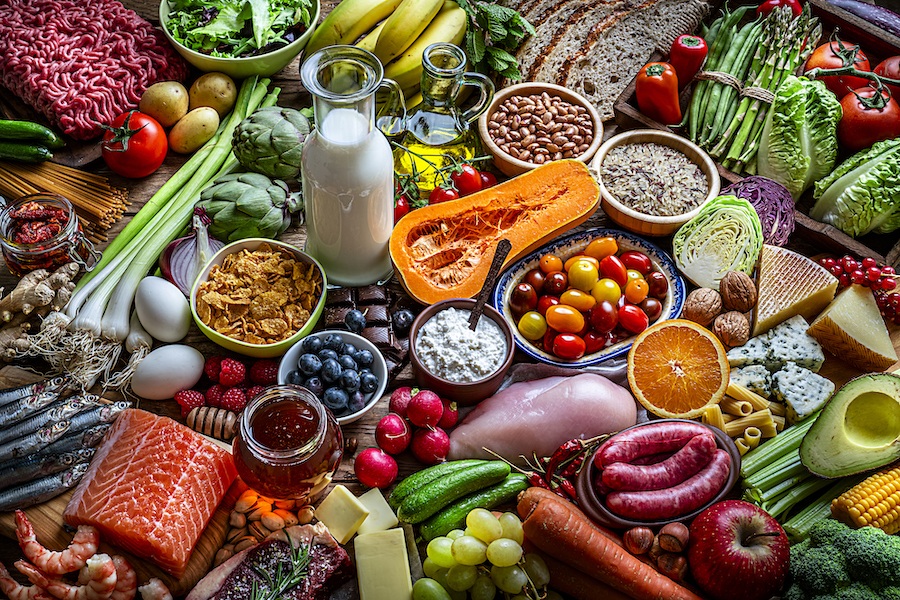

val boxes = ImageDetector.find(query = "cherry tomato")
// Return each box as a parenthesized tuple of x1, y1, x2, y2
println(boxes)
(756, 0, 802, 17)
(640, 297, 663, 322)
(589, 300, 618, 333)
(619, 250, 653, 274)
(542, 327, 558, 351)
(394, 194, 410, 223)
(560, 288, 596, 312)
(583, 331, 607, 354)
(564, 254, 599, 272)
(567, 260, 599, 292)
(805, 41, 871, 97)
(837, 86, 900, 152)
(517, 311, 547, 340)
(429, 186, 459, 204)
(591, 278, 622, 304)
(545, 304, 585, 333)
(584, 237, 618, 260)
(524, 268, 545, 293)
(619, 304, 649, 334)
(450, 164, 482, 196)
(101, 111, 167, 179)
(509, 282, 538, 318)
(543, 271, 569, 295)
(626, 269, 644, 285)
(539, 253, 564, 273)
(625, 278, 650, 304)
(874, 56, 900, 100)
(552, 333, 586, 360)
(479, 170, 498, 188)
(646, 271, 669, 299)
(599, 255, 628, 287)
(537, 295, 560, 315)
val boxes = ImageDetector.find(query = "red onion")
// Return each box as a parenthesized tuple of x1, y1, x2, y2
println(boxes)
(159, 207, 225, 295)
(722, 176, 795, 246)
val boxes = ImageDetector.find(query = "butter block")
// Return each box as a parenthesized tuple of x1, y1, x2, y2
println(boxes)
(357, 488, 399, 535)
(315, 485, 369, 544)
(355, 528, 413, 600)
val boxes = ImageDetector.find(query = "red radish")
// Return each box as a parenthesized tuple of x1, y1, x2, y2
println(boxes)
(411, 427, 450, 465)
(375, 413, 412, 455)
(437, 399, 459, 429)
(354, 448, 399, 488)
(407, 389, 443, 428)
(389, 386, 415, 417)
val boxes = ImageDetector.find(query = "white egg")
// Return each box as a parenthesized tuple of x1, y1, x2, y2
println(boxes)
(132, 344, 204, 400)
(135, 276, 191, 342)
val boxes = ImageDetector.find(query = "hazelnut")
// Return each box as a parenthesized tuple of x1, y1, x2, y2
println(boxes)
(658, 522, 690, 553)
(713, 311, 751, 348)
(623, 526, 655, 555)
(720, 271, 758, 313)
(657, 553, 688, 582)
(682, 288, 722, 326)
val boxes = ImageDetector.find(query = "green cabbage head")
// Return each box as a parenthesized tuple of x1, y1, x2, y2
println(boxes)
(809, 138, 900, 237)
(757, 76, 842, 200)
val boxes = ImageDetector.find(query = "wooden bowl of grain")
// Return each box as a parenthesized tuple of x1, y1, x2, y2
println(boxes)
(591, 130, 721, 237)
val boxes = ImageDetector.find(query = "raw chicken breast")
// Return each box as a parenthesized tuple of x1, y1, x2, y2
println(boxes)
(448, 374, 637, 465)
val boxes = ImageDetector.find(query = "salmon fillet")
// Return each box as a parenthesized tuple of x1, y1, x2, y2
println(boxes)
(64, 409, 237, 577)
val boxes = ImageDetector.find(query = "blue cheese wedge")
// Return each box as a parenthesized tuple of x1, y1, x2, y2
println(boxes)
(772, 362, 835, 424)
(727, 334, 770, 368)
(766, 315, 825, 372)
(730, 365, 772, 398)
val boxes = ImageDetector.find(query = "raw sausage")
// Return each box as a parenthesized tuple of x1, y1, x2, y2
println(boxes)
(602, 433, 716, 491)
(595, 421, 711, 468)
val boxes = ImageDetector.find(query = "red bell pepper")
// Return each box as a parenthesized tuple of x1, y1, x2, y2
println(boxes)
(635, 62, 682, 125)
(669, 34, 708, 90)
(757, 0, 803, 17)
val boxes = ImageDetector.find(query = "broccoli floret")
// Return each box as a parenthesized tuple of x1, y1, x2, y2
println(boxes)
(880, 587, 900, 600)
(783, 584, 807, 600)
(832, 582, 881, 600)
(807, 518, 847, 548)
(789, 545, 849, 594)
(842, 526, 900, 587)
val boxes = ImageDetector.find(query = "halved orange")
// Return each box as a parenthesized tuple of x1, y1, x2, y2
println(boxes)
(627, 319, 729, 419)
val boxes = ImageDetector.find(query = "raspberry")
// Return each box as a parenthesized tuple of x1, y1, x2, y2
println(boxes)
(246, 385, 265, 401)
(174, 389, 205, 418)
(249, 359, 279, 385)
(206, 383, 227, 407)
(204, 356, 225, 382)
(221, 387, 248, 412)
(219, 358, 247, 387)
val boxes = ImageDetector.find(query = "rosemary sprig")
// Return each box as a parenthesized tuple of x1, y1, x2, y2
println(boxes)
(249, 541, 312, 600)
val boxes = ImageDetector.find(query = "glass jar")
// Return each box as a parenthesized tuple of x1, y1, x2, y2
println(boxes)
(0, 193, 99, 276)
(232, 385, 343, 501)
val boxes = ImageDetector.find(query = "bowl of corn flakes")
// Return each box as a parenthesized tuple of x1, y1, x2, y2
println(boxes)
(190, 238, 327, 358)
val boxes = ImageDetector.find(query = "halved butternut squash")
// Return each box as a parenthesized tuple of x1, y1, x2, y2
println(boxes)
(390, 159, 600, 305)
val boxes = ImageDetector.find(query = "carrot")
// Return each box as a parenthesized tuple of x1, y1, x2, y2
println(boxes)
(524, 543, 632, 600)
(517, 486, 623, 545)
(521, 497, 703, 600)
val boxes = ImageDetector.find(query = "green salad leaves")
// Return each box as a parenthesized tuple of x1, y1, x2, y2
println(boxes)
(757, 76, 842, 201)
(166, 0, 314, 58)
(810, 138, 900, 237)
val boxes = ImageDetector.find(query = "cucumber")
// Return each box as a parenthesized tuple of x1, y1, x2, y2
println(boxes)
(388, 459, 487, 510)
(420, 473, 529, 542)
(0, 142, 52, 163)
(0, 120, 65, 148)
(398, 461, 511, 524)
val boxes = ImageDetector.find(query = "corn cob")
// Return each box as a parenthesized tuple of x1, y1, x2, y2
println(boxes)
(831, 463, 900, 534)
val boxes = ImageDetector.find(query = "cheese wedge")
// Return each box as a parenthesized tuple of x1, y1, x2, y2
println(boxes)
(808, 284, 898, 371)
(315, 485, 369, 544)
(357, 488, 399, 535)
(753, 245, 838, 336)
(356, 528, 413, 600)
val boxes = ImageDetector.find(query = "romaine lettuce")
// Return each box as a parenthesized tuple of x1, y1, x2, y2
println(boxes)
(757, 76, 842, 200)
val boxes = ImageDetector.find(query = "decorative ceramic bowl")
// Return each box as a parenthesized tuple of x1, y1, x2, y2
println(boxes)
(575, 420, 741, 529)
(590, 129, 721, 237)
(159, 0, 321, 78)
(478, 82, 603, 177)
(277, 330, 388, 425)
(190, 238, 326, 358)
(492, 228, 685, 368)
(408, 298, 516, 406)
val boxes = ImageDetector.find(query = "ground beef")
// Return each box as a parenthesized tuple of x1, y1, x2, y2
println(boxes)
(0, 0, 188, 140)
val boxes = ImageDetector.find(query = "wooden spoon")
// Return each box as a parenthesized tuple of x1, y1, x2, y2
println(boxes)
(469, 239, 512, 331)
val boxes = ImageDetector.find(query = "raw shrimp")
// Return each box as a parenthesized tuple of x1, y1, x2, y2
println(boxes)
(136, 579, 172, 600)
(18, 553, 117, 600)
(0, 561, 53, 600)
(15, 510, 99, 575)
(79, 556, 135, 600)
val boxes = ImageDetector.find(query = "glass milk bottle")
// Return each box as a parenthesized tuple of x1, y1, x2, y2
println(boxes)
(300, 46, 404, 286)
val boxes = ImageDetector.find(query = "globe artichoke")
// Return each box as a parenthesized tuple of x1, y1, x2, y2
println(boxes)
(232, 106, 310, 179)
(197, 173, 302, 242)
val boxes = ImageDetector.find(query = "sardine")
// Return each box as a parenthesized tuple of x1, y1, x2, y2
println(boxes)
(0, 391, 61, 429)
(66, 401, 130, 433)
(0, 376, 65, 408)
(0, 448, 95, 491)
(0, 462, 90, 511)
(0, 420, 71, 462)
(0, 394, 103, 446)
(35, 424, 111, 456)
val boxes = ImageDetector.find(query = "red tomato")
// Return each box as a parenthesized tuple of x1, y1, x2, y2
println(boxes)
(542, 327, 558, 352)
(479, 170, 498, 188)
(537, 295, 560, 315)
(599, 255, 628, 287)
(589, 300, 618, 333)
(619, 304, 649, 334)
(646, 271, 669, 299)
(837, 87, 900, 152)
(552, 333, 586, 360)
(394, 194, 410, 223)
(805, 41, 871, 97)
(450, 164, 482, 196)
(429, 186, 459, 204)
(543, 271, 568, 295)
(619, 250, 653, 274)
(101, 111, 167, 179)
(583, 331, 607, 354)
(756, 0, 802, 17)
(874, 56, 900, 100)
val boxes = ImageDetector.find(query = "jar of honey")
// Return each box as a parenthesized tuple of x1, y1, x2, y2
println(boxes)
(232, 385, 343, 501)
(0, 193, 98, 276)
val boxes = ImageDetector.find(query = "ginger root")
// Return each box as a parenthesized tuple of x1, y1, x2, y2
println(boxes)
(0, 262, 79, 322)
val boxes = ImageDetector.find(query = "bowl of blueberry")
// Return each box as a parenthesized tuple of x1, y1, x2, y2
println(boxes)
(277, 330, 388, 425)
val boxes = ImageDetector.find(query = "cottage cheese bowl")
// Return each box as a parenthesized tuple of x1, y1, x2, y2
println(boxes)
(409, 299, 515, 406)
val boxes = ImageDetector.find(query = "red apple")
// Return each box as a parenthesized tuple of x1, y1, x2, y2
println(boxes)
(688, 500, 790, 600)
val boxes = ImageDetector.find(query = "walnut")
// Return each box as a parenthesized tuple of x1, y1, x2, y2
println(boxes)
(682, 288, 722, 326)
(713, 311, 750, 348)
(720, 271, 758, 313)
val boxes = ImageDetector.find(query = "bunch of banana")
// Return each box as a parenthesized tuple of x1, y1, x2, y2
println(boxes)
(305, 0, 468, 100)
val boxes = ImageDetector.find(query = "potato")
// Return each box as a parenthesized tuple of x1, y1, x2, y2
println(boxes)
(168, 107, 219, 154)
(189, 72, 238, 117)
(139, 81, 189, 128)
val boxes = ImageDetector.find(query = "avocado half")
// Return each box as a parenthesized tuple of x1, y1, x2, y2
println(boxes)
(800, 372, 900, 478)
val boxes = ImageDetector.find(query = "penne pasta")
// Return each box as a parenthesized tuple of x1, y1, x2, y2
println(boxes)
(720, 397, 753, 417)
(727, 382, 770, 412)
(724, 409, 776, 438)
(768, 401, 786, 417)
(735, 438, 751, 456)
(702, 404, 726, 431)
(743, 426, 761, 450)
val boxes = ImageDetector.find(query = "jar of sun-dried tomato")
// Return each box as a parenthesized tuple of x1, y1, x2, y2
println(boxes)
(0, 193, 99, 276)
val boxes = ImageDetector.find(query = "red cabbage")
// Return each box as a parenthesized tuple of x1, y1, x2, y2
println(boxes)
(722, 176, 795, 246)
